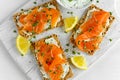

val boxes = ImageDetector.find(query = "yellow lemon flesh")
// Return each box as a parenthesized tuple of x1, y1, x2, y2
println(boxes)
(16, 35, 31, 56)
(71, 55, 87, 70)
(64, 16, 78, 32)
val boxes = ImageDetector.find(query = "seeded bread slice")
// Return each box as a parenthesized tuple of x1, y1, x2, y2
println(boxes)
(30, 34, 73, 80)
(70, 4, 115, 55)
(13, 0, 63, 38)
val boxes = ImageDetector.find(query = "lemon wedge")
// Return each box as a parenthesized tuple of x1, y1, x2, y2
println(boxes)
(71, 55, 87, 70)
(16, 35, 31, 56)
(64, 16, 78, 32)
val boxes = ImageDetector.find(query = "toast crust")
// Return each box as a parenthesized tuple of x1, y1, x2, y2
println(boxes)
(70, 4, 115, 55)
(13, 0, 63, 38)
(30, 34, 73, 80)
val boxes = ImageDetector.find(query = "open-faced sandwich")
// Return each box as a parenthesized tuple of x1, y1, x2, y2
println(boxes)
(30, 34, 73, 80)
(13, 0, 63, 38)
(71, 4, 115, 55)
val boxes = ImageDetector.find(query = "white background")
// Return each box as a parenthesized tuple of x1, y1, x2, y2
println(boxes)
(0, 0, 120, 80)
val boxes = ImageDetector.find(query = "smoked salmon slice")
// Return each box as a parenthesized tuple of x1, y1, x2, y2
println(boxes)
(19, 7, 60, 34)
(14, 0, 62, 38)
(75, 10, 110, 53)
(35, 40, 65, 80)
(31, 34, 73, 80)
(71, 5, 115, 55)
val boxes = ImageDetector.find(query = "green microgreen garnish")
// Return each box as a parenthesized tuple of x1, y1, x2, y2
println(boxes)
(67, 11, 73, 15)
(72, 51, 76, 54)
(41, 52, 44, 57)
(66, 43, 69, 46)
(96, 0, 99, 3)
(109, 38, 112, 42)
(65, 49, 69, 52)
(21, 9, 24, 11)
(32, 21, 39, 27)
(68, 0, 73, 2)
(13, 30, 17, 33)
(110, 12, 112, 15)
(77, 52, 81, 55)
(33, 1, 37, 4)
(73, 45, 76, 48)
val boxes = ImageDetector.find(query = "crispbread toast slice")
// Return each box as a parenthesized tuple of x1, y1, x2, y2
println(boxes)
(30, 34, 73, 80)
(70, 4, 115, 55)
(13, 0, 63, 38)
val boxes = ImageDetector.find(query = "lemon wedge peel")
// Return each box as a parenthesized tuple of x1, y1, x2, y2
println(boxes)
(64, 16, 78, 32)
(71, 55, 88, 70)
(16, 35, 31, 56)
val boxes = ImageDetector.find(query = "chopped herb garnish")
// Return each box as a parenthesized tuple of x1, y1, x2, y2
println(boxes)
(46, 42, 49, 45)
(65, 49, 69, 52)
(70, 12, 73, 14)
(28, 10, 32, 13)
(46, 36, 50, 38)
(67, 11, 73, 15)
(68, 0, 73, 2)
(53, 71, 57, 74)
(41, 52, 44, 57)
(109, 38, 112, 42)
(35, 50, 40, 53)
(49, 70, 52, 72)
(32, 21, 39, 27)
(33, 14, 37, 17)
(32, 31, 36, 35)
(77, 52, 80, 55)
(21, 9, 24, 11)
(21, 54, 24, 56)
(110, 12, 112, 15)
(38, 50, 40, 52)
(13, 30, 17, 33)
(64, 31, 67, 33)
(66, 43, 69, 46)
(96, 0, 99, 3)
(33, 1, 37, 4)
(46, 14, 49, 17)
(29, 40, 33, 43)
(72, 51, 76, 54)
(48, 8, 51, 11)
(88, 27, 93, 32)
(73, 45, 76, 48)
(44, 4, 48, 7)
(33, 36, 36, 38)
(67, 11, 71, 14)
(47, 19, 50, 23)
(48, 25, 51, 29)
